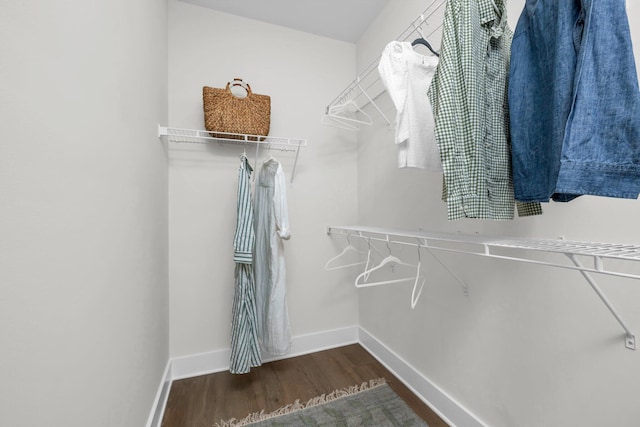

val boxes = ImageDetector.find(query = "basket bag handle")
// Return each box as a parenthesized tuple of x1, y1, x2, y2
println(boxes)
(226, 78, 252, 97)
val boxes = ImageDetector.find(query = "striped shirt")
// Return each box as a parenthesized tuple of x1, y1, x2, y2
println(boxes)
(230, 154, 262, 374)
(428, 0, 542, 220)
(233, 155, 254, 263)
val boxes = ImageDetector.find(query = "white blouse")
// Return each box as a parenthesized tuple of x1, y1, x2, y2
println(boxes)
(253, 158, 291, 355)
(378, 41, 441, 171)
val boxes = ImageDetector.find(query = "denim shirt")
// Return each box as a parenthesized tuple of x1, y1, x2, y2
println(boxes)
(428, 0, 542, 220)
(509, 0, 640, 202)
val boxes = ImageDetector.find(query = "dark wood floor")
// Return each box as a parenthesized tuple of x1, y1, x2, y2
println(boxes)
(161, 344, 448, 427)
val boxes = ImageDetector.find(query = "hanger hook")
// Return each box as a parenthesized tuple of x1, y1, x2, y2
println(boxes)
(416, 238, 422, 262)
(414, 14, 426, 39)
(346, 233, 353, 245)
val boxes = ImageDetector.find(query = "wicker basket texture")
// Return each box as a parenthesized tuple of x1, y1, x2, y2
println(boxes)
(203, 80, 270, 141)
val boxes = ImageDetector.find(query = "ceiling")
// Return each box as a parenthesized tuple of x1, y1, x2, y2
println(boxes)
(179, 0, 388, 43)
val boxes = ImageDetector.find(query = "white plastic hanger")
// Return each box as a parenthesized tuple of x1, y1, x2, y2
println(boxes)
(325, 234, 371, 271)
(321, 99, 373, 131)
(354, 242, 425, 309)
(321, 113, 361, 131)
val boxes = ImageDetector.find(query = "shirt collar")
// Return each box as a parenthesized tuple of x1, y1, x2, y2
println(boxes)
(478, 0, 507, 39)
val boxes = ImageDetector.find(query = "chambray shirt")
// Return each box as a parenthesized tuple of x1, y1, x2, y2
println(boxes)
(427, 0, 542, 220)
(509, 0, 640, 202)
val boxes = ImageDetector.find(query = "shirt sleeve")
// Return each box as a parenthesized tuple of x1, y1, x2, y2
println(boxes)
(378, 41, 409, 143)
(273, 163, 291, 240)
(233, 157, 255, 263)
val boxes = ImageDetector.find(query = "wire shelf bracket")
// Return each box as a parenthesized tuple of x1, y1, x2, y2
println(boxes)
(327, 225, 639, 350)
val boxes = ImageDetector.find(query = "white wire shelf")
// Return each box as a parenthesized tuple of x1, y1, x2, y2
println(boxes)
(158, 126, 307, 151)
(491, 238, 640, 261)
(327, 226, 640, 267)
(327, 225, 639, 350)
(323, 0, 446, 127)
(158, 126, 307, 183)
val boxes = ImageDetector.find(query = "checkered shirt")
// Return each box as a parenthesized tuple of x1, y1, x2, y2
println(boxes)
(428, 0, 542, 220)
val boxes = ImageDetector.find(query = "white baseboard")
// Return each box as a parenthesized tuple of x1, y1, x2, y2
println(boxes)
(171, 346, 231, 381)
(358, 327, 487, 427)
(148, 325, 484, 427)
(145, 360, 172, 427)
(172, 325, 359, 380)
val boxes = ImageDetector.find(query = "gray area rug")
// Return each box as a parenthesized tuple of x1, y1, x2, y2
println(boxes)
(214, 378, 428, 426)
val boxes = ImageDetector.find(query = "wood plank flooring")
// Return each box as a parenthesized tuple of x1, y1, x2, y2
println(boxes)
(161, 344, 449, 427)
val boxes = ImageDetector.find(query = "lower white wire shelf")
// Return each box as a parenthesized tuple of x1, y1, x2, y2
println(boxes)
(327, 225, 640, 275)
(327, 225, 639, 350)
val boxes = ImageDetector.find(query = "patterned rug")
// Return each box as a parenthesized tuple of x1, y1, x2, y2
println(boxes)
(214, 378, 428, 426)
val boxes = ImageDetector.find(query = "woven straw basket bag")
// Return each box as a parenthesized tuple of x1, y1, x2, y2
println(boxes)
(203, 78, 271, 140)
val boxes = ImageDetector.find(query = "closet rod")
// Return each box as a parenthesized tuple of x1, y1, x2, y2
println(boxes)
(327, 225, 638, 350)
(325, 0, 447, 112)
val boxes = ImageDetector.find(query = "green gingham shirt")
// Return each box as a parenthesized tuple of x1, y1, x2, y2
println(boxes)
(428, 0, 542, 220)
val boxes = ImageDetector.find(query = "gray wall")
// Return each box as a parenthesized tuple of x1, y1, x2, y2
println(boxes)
(0, 1, 169, 426)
